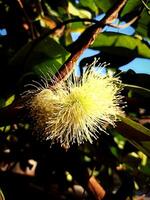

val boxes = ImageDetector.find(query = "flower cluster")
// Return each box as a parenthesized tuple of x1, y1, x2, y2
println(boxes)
(28, 69, 124, 148)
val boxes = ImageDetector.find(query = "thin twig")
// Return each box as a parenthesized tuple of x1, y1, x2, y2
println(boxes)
(47, 17, 98, 27)
(140, 0, 150, 11)
(108, 15, 139, 29)
(37, 0, 44, 16)
(38, 17, 99, 37)
(17, 0, 37, 40)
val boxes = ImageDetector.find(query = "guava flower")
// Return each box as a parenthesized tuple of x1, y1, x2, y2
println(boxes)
(28, 69, 124, 148)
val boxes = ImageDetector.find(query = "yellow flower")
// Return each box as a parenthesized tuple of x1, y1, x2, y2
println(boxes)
(29, 69, 124, 148)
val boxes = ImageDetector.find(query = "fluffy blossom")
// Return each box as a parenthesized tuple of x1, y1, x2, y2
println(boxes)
(28, 69, 124, 147)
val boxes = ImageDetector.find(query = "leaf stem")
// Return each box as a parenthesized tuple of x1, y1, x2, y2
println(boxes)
(17, 0, 38, 40)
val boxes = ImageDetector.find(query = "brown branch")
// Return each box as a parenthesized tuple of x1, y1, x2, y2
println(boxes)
(36, 18, 99, 41)
(135, 194, 146, 200)
(138, 118, 150, 125)
(53, 0, 127, 83)
(88, 176, 106, 200)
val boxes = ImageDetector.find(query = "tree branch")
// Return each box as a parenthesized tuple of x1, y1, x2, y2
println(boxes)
(0, 1, 128, 124)
(53, 0, 127, 82)
(88, 176, 106, 200)
(0, 0, 128, 136)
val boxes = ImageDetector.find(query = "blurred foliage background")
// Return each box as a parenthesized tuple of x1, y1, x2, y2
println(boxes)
(0, 0, 150, 199)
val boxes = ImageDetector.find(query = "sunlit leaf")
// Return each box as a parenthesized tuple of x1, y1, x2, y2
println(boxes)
(90, 32, 150, 59)
(140, 159, 150, 175)
(68, 2, 92, 19)
(5, 95, 15, 107)
(70, 22, 86, 32)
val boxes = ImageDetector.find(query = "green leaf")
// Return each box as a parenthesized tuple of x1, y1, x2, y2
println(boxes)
(90, 32, 150, 59)
(9, 36, 70, 79)
(94, 0, 117, 13)
(135, 2, 150, 38)
(120, 0, 141, 18)
(140, 159, 150, 175)
(0, 36, 70, 98)
(79, 0, 99, 14)
(70, 21, 86, 32)
(0, 97, 5, 108)
(5, 95, 15, 107)
(116, 116, 150, 157)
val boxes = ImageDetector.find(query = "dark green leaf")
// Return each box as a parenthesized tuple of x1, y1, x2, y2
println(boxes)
(79, 52, 135, 69)
(136, 2, 150, 38)
(94, 0, 117, 13)
(0, 97, 5, 108)
(120, 71, 150, 90)
(0, 36, 70, 98)
(120, 0, 141, 18)
(117, 116, 150, 157)
(123, 84, 150, 98)
(9, 36, 70, 79)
